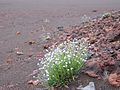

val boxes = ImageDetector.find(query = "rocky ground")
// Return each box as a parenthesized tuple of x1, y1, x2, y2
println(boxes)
(28, 11, 120, 90)
(55, 11, 120, 90)
(0, 0, 120, 90)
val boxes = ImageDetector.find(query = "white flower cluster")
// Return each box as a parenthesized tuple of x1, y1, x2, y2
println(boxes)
(37, 38, 88, 86)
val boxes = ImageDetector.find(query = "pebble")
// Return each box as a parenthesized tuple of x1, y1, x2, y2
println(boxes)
(77, 82, 95, 90)
(16, 51, 24, 55)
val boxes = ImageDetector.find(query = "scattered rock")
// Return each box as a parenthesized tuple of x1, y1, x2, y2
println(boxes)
(6, 59, 13, 64)
(28, 41, 36, 45)
(108, 73, 120, 87)
(28, 53, 33, 57)
(109, 32, 120, 42)
(43, 44, 50, 49)
(104, 27, 112, 32)
(85, 71, 99, 78)
(16, 31, 21, 35)
(45, 33, 51, 40)
(36, 52, 44, 58)
(57, 26, 64, 31)
(28, 79, 40, 86)
(85, 59, 98, 67)
(7, 84, 15, 88)
(64, 85, 69, 88)
(77, 82, 95, 90)
(92, 10, 97, 12)
(16, 51, 24, 55)
(28, 69, 39, 76)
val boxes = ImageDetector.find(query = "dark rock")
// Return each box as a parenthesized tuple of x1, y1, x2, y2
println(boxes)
(92, 10, 97, 12)
(28, 41, 36, 45)
(57, 26, 64, 31)
(43, 44, 50, 49)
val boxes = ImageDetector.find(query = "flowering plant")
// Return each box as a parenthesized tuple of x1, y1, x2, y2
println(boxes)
(37, 38, 88, 87)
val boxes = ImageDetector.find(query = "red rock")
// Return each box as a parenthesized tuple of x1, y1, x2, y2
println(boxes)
(85, 60, 98, 67)
(6, 59, 12, 64)
(36, 52, 44, 58)
(104, 27, 112, 32)
(28, 79, 40, 86)
(108, 73, 120, 87)
(109, 60, 115, 65)
(16, 31, 21, 35)
(85, 71, 99, 78)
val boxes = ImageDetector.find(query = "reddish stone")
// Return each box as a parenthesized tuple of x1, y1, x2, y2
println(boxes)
(108, 73, 120, 87)
(85, 71, 99, 78)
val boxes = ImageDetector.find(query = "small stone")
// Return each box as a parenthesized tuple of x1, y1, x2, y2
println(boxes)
(28, 41, 35, 45)
(77, 82, 95, 90)
(97, 77, 101, 80)
(16, 51, 24, 55)
(28, 79, 40, 86)
(16, 31, 21, 35)
(85, 71, 99, 78)
(28, 69, 39, 76)
(6, 59, 12, 64)
(28, 53, 33, 57)
(36, 52, 44, 58)
(45, 35, 51, 40)
(57, 26, 64, 31)
(105, 27, 112, 32)
(7, 84, 14, 88)
(90, 37, 96, 44)
(108, 73, 120, 87)
(15, 48, 19, 51)
(64, 85, 69, 88)
(92, 10, 97, 12)
(43, 44, 50, 49)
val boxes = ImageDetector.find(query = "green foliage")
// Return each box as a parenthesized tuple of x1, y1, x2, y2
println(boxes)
(37, 39, 88, 87)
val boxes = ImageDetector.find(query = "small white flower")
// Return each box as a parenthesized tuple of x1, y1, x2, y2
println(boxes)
(65, 64, 68, 67)
(65, 62, 68, 65)
(67, 69, 70, 71)
(63, 66, 65, 67)
(67, 55, 71, 58)
(70, 68, 73, 70)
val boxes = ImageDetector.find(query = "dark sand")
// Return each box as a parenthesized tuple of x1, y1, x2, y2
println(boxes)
(0, 0, 120, 90)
